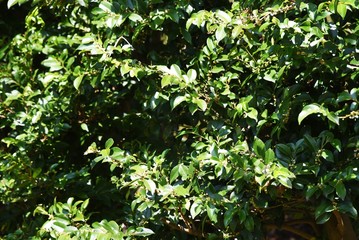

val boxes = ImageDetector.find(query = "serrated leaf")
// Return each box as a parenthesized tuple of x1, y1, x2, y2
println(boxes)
(298, 104, 324, 125)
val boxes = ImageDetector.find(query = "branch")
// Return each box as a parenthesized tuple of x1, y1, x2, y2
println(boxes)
(285, 219, 320, 236)
(265, 224, 316, 240)
(161, 218, 205, 238)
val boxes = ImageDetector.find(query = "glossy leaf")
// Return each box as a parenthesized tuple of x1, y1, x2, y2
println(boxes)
(298, 104, 324, 125)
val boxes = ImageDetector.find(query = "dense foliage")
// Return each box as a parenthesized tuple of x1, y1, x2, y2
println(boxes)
(1, 0, 359, 239)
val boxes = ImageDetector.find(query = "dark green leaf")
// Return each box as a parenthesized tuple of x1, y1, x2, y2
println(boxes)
(335, 181, 346, 200)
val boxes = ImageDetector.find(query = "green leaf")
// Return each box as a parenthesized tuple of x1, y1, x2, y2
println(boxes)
(190, 200, 202, 219)
(315, 201, 334, 220)
(259, 22, 272, 32)
(105, 138, 114, 149)
(173, 185, 190, 197)
(73, 75, 84, 90)
(298, 104, 324, 125)
(170, 64, 182, 78)
(81, 123, 89, 132)
(238, 209, 246, 223)
(131, 227, 155, 237)
(335, 181, 346, 200)
(168, 9, 179, 23)
(178, 164, 189, 180)
(194, 98, 207, 111)
(264, 148, 275, 164)
(32, 168, 42, 178)
(273, 167, 295, 179)
(161, 75, 176, 87)
(7, 0, 18, 8)
(246, 108, 258, 121)
(187, 69, 197, 82)
(338, 201, 357, 218)
(215, 26, 226, 42)
(253, 137, 266, 159)
(224, 208, 236, 227)
(316, 212, 332, 224)
(306, 185, 319, 200)
(81, 199, 89, 211)
(206, 203, 218, 223)
(244, 216, 254, 231)
(321, 149, 334, 162)
(216, 10, 231, 23)
(170, 165, 179, 184)
(129, 13, 143, 22)
(263, 69, 277, 83)
(99, 1, 113, 13)
(42, 57, 63, 72)
(337, 3, 347, 19)
(326, 111, 339, 125)
(143, 179, 156, 195)
(277, 176, 292, 189)
(171, 95, 187, 109)
(304, 134, 319, 152)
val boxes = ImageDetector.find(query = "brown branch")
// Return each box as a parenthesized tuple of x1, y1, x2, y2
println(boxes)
(161, 218, 205, 238)
(178, 206, 192, 231)
(265, 224, 316, 240)
(333, 210, 344, 236)
(285, 219, 320, 236)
